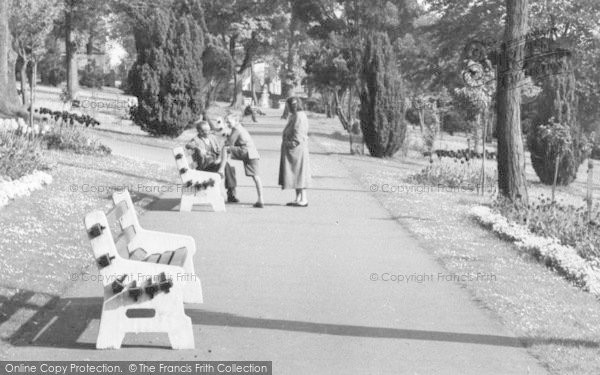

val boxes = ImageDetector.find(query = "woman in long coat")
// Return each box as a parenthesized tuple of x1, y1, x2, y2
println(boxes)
(279, 97, 311, 207)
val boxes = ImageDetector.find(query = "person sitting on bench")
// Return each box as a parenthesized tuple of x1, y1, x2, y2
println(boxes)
(185, 120, 239, 203)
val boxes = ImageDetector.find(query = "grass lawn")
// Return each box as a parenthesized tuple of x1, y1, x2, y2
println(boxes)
(0, 149, 178, 295)
(307, 113, 600, 375)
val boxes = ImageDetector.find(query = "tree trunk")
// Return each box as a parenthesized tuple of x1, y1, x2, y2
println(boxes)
(334, 88, 351, 132)
(86, 31, 94, 55)
(230, 70, 244, 108)
(20, 58, 28, 106)
(250, 59, 258, 105)
(0, 0, 20, 113)
(29, 61, 36, 128)
(65, 8, 78, 99)
(496, 0, 529, 202)
(0, 0, 7, 94)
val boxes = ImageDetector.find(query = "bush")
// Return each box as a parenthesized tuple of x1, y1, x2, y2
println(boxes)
(430, 148, 496, 160)
(0, 130, 48, 180)
(359, 32, 406, 157)
(303, 97, 326, 114)
(493, 196, 600, 262)
(442, 110, 470, 135)
(591, 133, 600, 160)
(404, 107, 417, 125)
(408, 157, 497, 192)
(44, 127, 111, 155)
(103, 70, 116, 87)
(528, 118, 587, 185)
(528, 55, 585, 185)
(79, 63, 104, 89)
(39, 51, 66, 86)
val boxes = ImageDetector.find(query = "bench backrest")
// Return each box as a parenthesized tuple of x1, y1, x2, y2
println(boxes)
(112, 189, 141, 232)
(173, 147, 193, 185)
(84, 210, 121, 282)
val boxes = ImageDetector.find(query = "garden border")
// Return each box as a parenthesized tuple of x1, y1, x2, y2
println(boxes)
(470, 205, 600, 296)
(0, 171, 53, 209)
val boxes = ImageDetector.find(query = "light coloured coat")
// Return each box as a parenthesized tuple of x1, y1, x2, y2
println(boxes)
(279, 111, 311, 189)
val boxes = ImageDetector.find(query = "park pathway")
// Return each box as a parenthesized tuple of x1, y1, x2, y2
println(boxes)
(4, 113, 548, 374)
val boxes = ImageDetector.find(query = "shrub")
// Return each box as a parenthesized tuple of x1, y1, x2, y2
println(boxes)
(103, 70, 116, 87)
(528, 55, 586, 185)
(39, 51, 66, 86)
(359, 32, 406, 157)
(408, 157, 497, 192)
(528, 117, 588, 185)
(0, 130, 48, 180)
(37, 108, 100, 127)
(493, 196, 600, 262)
(303, 97, 326, 114)
(431, 148, 496, 160)
(442, 109, 470, 135)
(591, 133, 600, 160)
(44, 127, 111, 155)
(79, 62, 104, 89)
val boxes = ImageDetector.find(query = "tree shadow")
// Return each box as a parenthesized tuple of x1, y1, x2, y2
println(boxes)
(4, 291, 599, 351)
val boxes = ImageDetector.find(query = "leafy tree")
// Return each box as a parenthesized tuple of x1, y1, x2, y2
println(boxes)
(202, 39, 233, 107)
(0, 0, 11, 107)
(0, 0, 26, 118)
(127, 0, 205, 136)
(10, 0, 61, 107)
(359, 32, 406, 157)
(203, 0, 284, 108)
(427, 0, 600, 134)
(52, 0, 110, 99)
(302, 0, 419, 135)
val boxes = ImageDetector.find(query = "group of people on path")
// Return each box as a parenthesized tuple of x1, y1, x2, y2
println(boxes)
(185, 97, 311, 208)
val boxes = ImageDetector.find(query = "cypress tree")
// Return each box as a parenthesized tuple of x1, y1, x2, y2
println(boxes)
(128, 0, 205, 137)
(527, 51, 585, 185)
(359, 32, 406, 157)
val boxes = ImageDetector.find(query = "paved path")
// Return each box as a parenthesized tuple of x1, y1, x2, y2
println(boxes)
(4, 115, 548, 374)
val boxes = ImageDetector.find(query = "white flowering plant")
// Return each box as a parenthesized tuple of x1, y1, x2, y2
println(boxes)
(471, 205, 600, 296)
(0, 170, 53, 209)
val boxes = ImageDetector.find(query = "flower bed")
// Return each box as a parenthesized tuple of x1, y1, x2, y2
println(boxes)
(408, 157, 497, 192)
(0, 129, 47, 180)
(0, 171, 53, 209)
(470, 205, 600, 296)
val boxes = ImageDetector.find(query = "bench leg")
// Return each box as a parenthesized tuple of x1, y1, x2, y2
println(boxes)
(168, 315, 195, 349)
(96, 308, 126, 349)
(210, 189, 226, 212)
(179, 195, 193, 212)
(181, 257, 203, 303)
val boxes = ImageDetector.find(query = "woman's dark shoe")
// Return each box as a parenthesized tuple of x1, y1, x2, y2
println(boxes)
(253, 202, 264, 208)
(227, 196, 240, 203)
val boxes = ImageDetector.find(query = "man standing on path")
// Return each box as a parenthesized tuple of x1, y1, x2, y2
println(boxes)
(186, 120, 239, 203)
(218, 114, 265, 208)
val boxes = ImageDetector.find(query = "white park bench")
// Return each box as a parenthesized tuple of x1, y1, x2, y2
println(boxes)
(173, 146, 226, 212)
(84, 210, 195, 349)
(111, 189, 203, 304)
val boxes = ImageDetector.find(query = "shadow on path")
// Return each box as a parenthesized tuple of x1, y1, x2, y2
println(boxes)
(5, 293, 598, 351)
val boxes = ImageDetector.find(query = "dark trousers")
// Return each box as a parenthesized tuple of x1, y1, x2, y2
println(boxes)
(204, 163, 237, 195)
